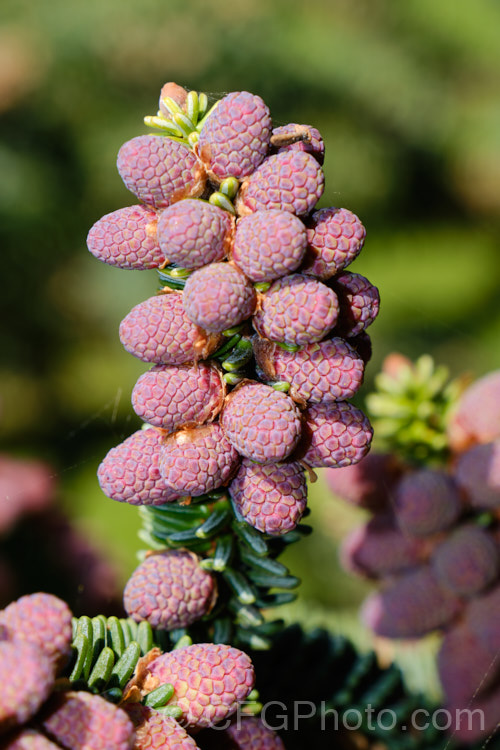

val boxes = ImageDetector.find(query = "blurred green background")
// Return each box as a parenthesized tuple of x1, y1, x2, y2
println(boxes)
(1, 0, 499, 684)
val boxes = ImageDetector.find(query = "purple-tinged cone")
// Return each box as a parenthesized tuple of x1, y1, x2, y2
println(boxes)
(0, 592, 72, 670)
(159, 82, 188, 114)
(124, 704, 200, 750)
(119, 293, 221, 365)
(145, 643, 255, 729)
(341, 514, 428, 579)
(361, 566, 462, 638)
(131, 362, 225, 432)
(98, 428, 180, 506)
(183, 263, 256, 333)
(221, 383, 302, 464)
(393, 469, 462, 537)
(157, 200, 234, 270)
(236, 151, 324, 217)
(448, 369, 500, 451)
(0, 641, 54, 732)
(231, 210, 307, 283)
(159, 423, 239, 497)
(302, 207, 366, 280)
(253, 274, 338, 346)
(438, 622, 500, 706)
(229, 459, 307, 536)
(87, 205, 163, 270)
(330, 271, 380, 337)
(197, 91, 272, 182)
(297, 401, 373, 469)
(42, 691, 135, 750)
(463, 583, 500, 655)
(454, 440, 500, 510)
(123, 549, 216, 631)
(254, 336, 364, 404)
(117, 135, 206, 208)
(432, 524, 499, 597)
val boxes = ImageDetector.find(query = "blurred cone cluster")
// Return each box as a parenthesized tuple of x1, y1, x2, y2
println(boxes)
(329, 359, 500, 743)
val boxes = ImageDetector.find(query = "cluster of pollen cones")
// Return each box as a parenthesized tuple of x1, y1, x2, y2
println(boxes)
(90, 82, 378, 634)
(0, 592, 286, 749)
(328, 367, 500, 743)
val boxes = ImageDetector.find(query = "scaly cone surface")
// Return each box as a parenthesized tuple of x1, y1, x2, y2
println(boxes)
(88, 82, 379, 647)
